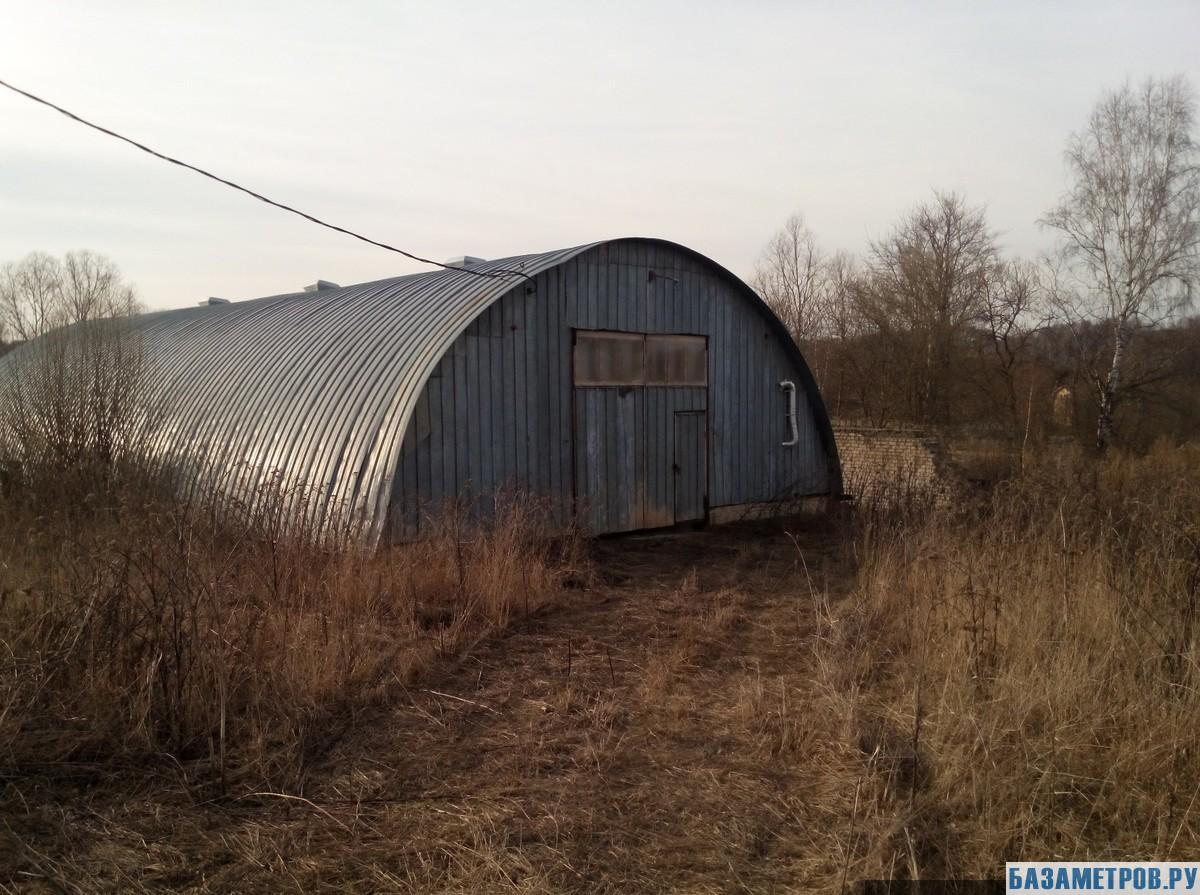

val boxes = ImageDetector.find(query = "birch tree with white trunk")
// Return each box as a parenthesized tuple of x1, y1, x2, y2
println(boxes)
(1042, 75, 1200, 451)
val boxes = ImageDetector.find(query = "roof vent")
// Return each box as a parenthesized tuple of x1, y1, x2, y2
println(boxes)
(199, 297, 231, 306)
(443, 256, 486, 269)
(304, 280, 340, 292)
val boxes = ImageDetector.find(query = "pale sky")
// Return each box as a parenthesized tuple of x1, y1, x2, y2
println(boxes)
(2, 1, 1198, 311)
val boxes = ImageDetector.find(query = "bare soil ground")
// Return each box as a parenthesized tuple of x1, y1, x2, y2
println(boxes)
(4, 520, 864, 894)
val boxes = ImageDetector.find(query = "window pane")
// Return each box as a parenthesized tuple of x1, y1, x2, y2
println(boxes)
(646, 335, 706, 386)
(573, 331, 645, 386)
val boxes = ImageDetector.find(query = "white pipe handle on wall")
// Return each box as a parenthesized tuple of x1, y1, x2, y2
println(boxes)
(779, 380, 798, 446)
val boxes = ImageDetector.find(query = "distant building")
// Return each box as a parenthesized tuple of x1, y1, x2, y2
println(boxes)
(1052, 384, 1074, 428)
(1, 238, 840, 544)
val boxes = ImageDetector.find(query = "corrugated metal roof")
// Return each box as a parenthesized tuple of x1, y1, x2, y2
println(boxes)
(133, 244, 589, 544)
(0, 238, 839, 545)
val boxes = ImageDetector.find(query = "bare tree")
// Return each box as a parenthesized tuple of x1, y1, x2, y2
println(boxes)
(751, 217, 882, 420)
(822, 251, 862, 339)
(1042, 75, 1200, 450)
(813, 251, 870, 418)
(856, 191, 997, 425)
(0, 319, 153, 472)
(0, 251, 142, 342)
(753, 213, 827, 342)
(0, 251, 150, 476)
(979, 259, 1046, 428)
(61, 250, 141, 323)
(0, 252, 65, 341)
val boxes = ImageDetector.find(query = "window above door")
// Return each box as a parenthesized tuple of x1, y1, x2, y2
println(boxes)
(646, 334, 706, 386)
(573, 330, 707, 387)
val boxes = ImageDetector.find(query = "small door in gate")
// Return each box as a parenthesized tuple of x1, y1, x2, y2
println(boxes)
(673, 410, 707, 523)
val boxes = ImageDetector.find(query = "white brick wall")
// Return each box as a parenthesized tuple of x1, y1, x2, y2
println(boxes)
(833, 426, 964, 506)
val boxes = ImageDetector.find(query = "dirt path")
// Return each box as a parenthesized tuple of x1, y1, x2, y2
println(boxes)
(11, 521, 864, 893)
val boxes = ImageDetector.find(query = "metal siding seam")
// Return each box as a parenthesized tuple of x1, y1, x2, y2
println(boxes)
(622, 244, 633, 332)
(401, 402, 419, 534)
(608, 389, 621, 530)
(716, 291, 730, 504)
(624, 388, 638, 529)
(488, 301, 504, 493)
(531, 283, 549, 498)
(622, 388, 634, 529)
(465, 317, 482, 499)
(544, 281, 557, 504)
(646, 244, 658, 333)
(574, 385, 587, 529)
(502, 293, 517, 489)
(600, 389, 612, 531)
(426, 358, 443, 514)
(561, 267, 576, 522)
(741, 301, 754, 501)
(634, 243, 647, 332)
(655, 386, 662, 520)
(515, 289, 529, 494)
(588, 389, 603, 532)
(672, 260, 684, 333)
(477, 307, 495, 494)
(757, 305, 769, 498)
(587, 258, 598, 330)
(634, 385, 645, 528)
(440, 334, 456, 505)
(545, 268, 561, 512)
(524, 286, 538, 493)
(739, 300, 754, 501)
(453, 333, 469, 506)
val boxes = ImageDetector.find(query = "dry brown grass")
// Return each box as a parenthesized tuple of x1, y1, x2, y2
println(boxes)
(0, 473, 586, 802)
(815, 441, 1200, 881)
(2, 444, 1198, 892)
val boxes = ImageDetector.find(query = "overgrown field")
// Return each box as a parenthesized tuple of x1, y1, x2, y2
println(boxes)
(821, 442, 1200, 881)
(0, 467, 585, 797)
(1, 446, 1198, 891)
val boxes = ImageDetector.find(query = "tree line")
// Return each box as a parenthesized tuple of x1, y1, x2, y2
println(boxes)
(0, 250, 141, 352)
(753, 75, 1200, 451)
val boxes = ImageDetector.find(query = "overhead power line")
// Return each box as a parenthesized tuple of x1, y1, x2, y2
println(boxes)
(0, 77, 530, 283)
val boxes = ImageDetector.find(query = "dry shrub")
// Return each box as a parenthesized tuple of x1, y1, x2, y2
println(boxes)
(819, 441, 1200, 880)
(0, 476, 585, 794)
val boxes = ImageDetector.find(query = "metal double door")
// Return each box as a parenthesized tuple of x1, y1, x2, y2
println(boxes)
(573, 386, 707, 534)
